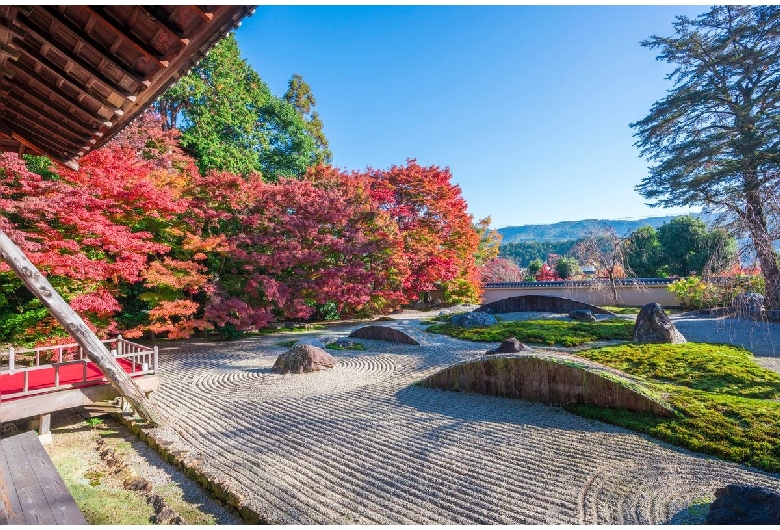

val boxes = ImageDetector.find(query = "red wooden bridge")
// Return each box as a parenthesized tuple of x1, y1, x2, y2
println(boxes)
(1, 336, 159, 429)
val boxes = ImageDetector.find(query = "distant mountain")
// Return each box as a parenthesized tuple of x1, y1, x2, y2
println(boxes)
(497, 216, 681, 243)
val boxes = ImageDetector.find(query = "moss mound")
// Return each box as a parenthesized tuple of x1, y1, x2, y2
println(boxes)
(426, 318, 633, 347)
(571, 343, 780, 472)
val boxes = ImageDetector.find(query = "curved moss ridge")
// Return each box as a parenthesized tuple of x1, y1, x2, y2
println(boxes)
(572, 343, 780, 472)
(426, 318, 634, 347)
(420, 353, 675, 417)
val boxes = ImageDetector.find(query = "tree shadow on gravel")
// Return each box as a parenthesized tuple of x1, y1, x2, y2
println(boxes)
(394, 384, 626, 434)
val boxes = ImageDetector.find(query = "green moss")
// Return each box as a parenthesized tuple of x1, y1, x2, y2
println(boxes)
(569, 342, 780, 472)
(326, 342, 366, 351)
(275, 339, 298, 347)
(602, 306, 641, 315)
(426, 318, 633, 347)
(49, 453, 154, 525)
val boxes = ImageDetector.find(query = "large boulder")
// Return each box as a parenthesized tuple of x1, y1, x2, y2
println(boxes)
(272, 344, 336, 374)
(349, 325, 420, 345)
(731, 292, 765, 320)
(450, 312, 498, 328)
(486, 337, 533, 355)
(569, 309, 597, 322)
(705, 484, 780, 524)
(633, 303, 686, 344)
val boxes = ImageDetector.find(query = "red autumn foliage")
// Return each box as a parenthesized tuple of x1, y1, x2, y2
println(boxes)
(481, 257, 525, 283)
(365, 159, 481, 302)
(1, 111, 483, 342)
(535, 263, 561, 281)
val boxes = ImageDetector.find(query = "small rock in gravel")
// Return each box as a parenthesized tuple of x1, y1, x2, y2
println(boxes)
(123, 477, 153, 492)
(486, 337, 533, 355)
(450, 312, 497, 328)
(569, 309, 596, 322)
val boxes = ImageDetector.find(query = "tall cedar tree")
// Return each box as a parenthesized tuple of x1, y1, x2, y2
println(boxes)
(631, 6, 780, 308)
(284, 74, 333, 165)
(156, 34, 318, 180)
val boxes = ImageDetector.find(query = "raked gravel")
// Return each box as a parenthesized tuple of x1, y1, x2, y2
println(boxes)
(142, 313, 780, 524)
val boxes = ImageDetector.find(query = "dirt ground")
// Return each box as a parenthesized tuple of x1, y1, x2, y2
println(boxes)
(2, 407, 241, 525)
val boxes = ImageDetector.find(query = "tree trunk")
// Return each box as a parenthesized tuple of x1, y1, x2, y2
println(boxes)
(743, 182, 780, 309)
(0, 230, 164, 426)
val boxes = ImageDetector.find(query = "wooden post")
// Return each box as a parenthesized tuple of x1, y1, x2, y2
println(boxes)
(0, 230, 163, 426)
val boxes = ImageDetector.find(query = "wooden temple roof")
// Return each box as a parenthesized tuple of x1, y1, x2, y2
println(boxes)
(0, 5, 255, 169)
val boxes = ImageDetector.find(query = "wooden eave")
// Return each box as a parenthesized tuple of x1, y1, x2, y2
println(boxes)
(0, 5, 255, 169)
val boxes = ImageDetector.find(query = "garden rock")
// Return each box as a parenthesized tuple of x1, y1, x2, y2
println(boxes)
(705, 484, 780, 524)
(450, 312, 498, 328)
(295, 337, 326, 349)
(486, 337, 533, 355)
(272, 344, 336, 374)
(633, 303, 686, 344)
(349, 325, 420, 345)
(731, 292, 764, 320)
(569, 309, 596, 322)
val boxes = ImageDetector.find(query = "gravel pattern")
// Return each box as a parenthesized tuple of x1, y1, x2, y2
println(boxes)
(143, 315, 780, 524)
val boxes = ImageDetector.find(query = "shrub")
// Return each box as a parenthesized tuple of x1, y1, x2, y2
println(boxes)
(668, 274, 765, 309)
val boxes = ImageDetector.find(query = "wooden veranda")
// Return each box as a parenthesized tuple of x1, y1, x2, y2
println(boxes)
(0, 5, 255, 523)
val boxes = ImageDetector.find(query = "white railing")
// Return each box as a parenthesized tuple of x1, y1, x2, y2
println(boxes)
(0, 335, 158, 400)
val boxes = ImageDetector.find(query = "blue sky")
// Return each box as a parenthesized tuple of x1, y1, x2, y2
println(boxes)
(234, 5, 710, 228)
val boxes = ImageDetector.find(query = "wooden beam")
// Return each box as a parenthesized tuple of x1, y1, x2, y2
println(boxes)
(0, 231, 163, 426)
(8, 55, 120, 120)
(38, 6, 152, 82)
(138, 6, 188, 42)
(4, 106, 92, 153)
(3, 64, 112, 129)
(84, 7, 171, 68)
(6, 12, 145, 95)
(0, 376, 159, 423)
(191, 7, 214, 22)
(4, 84, 105, 138)
(9, 35, 135, 101)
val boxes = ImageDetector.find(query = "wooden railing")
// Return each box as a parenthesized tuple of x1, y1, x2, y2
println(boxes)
(0, 335, 158, 400)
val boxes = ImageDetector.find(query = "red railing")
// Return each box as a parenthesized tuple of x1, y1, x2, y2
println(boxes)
(0, 335, 157, 401)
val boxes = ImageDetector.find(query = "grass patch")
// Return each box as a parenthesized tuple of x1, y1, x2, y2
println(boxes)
(426, 318, 633, 347)
(569, 343, 780, 472)
(602, 305, 641, 315)
(48, 452, 154, 524)
(275, 339, 298, 347)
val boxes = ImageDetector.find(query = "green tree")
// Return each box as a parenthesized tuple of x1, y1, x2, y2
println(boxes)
(624, 225, 664, 277)
(555, 256, 581, 279)
(527, 258, 544, 277)
(473, 216, 502, 265)
(157, 35, 317, 180)
(657, 216, 737, 277)
(631, 6, 780, 308)
(657, 216, 708, 277)
(284, 73, 332, 165)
